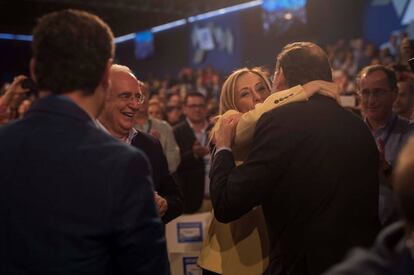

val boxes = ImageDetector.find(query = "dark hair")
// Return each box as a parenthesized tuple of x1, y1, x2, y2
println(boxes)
(32, 9, 115, 95)
(357, 64, 397, 92)
(276, 42, 332, 87)
(184, 92, 206, 105)
(166, 93, 182, 104)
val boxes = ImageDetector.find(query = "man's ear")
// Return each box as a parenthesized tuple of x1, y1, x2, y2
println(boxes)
(30, 58, 37, 82)
(272, 68, 287, 92)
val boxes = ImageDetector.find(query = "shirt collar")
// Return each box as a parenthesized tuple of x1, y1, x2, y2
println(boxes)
(186, 117, 208, 132)
(366, 112, 397, 134)
(96, 119, 138, 144)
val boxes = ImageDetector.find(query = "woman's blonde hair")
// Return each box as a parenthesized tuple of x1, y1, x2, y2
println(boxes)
(210, 67, 272, 143)
(219, 67, 272, 115)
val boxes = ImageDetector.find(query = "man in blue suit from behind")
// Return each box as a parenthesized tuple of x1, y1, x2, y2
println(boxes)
(0, 9, 169, 274)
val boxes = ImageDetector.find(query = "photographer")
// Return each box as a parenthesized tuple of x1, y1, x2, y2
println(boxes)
(0, 75, 33, 124)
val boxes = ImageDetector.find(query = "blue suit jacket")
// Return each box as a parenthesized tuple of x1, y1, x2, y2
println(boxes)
(0, 95, 170, 274)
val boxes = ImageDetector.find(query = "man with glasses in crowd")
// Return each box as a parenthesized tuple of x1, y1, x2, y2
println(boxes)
(173, 92, 212, 213)
(358, 65, 414, 176)
(357, 64, 414, 225)
(98, 64, 182, 223)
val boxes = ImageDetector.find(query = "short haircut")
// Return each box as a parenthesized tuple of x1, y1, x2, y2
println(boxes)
(394, 136, 414, 230)
(357, 65, 397, 92)
(32, 9, 115, 95)
(184, 92, 206, 105)
(276, 42, 332, 87)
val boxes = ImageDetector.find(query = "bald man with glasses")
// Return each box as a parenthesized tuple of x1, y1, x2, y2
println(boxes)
(98, 64, 183, 223)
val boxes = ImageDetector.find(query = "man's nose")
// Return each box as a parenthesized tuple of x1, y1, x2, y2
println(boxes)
(129, 98, 141, 109)
(366, 94, 378, 105)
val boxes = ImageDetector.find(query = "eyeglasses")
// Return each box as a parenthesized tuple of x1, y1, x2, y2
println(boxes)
(186, 104, 206, 109)
(118, 92, 145, 104)
(358, 89, 392, 100)
(166, 106, 182, 112)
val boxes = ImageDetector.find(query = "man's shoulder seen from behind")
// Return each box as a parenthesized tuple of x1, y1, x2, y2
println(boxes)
(259, 94, 341, 125)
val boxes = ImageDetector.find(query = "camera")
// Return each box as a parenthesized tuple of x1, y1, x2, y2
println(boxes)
(20, 78, 38, 98)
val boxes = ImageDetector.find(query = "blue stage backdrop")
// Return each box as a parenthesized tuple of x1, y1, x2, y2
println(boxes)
(363, 0, 412, 46)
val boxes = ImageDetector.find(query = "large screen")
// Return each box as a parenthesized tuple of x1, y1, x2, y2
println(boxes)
(134, 31, 154, 60)
(262, 0, 307, 34)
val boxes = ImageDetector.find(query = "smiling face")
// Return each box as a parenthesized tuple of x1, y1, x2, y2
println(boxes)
(394, 80, 414, 118)
(234, 72, 271, 113)
(184, 95, 207, 124)
(359, 70, 397, 124)
(99, 69, 142, 139)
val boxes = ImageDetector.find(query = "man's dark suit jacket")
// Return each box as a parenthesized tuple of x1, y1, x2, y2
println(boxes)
(211, 95, 381, 275)
(131, 132, 182, 223)
(173, 120, 210, 213)
(0, 95, 170, 274)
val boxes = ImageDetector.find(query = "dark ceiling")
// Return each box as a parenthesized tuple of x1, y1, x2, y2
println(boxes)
(0, 0, 253, 37)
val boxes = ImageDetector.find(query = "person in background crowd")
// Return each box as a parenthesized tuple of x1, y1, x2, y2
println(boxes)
(165, 93, 185, 126)
(394, 78, 414, 120)
(323, 135, 414, 275)
(0, 9, 169, 274)
(398, 37, 414, 69)
(358, 65, 414, 225)
(135, 82, 181, 174)
(173, 92, 212, 213)
(98, 64, 182, 223)
(380, 33, 399, 58)
(357, 65, 414, 167)
(148, 98, 164, 120)
(210, 42, 381, 275)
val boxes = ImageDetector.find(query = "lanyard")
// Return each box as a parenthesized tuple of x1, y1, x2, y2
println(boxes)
(382, 115, 398, 147)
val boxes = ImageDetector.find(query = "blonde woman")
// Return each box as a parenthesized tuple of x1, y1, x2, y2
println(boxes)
(198, 67, 339, 275)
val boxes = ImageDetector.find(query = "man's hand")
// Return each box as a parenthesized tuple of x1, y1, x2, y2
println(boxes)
(214, 113, 241, 148)
(9, 75, 31, 95)
(192, 140, 209, 158)
(154, 192, 168, 217)
(303, 80, 340, 102)
(0, 75, 31, 107)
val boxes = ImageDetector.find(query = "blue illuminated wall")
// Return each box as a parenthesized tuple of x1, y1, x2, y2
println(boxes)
(363, 0, 410, 45)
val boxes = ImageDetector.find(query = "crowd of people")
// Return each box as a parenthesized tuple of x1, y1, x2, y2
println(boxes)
(1, 7, 414, 275)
